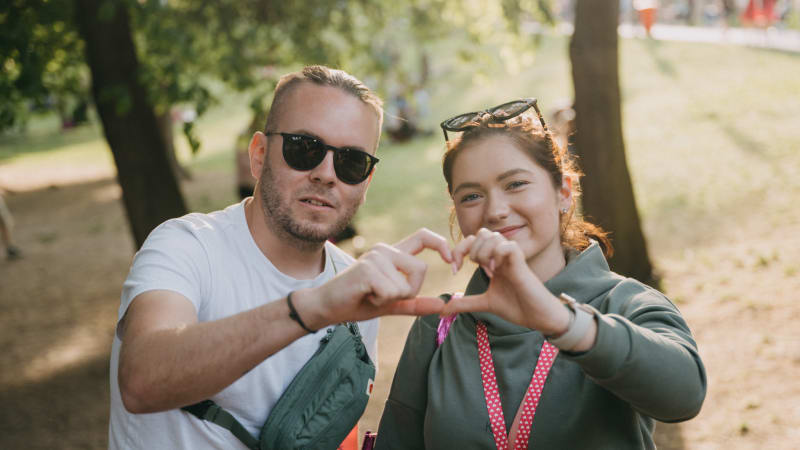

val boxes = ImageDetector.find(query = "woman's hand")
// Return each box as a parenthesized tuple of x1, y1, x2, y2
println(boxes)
(442, 228, 570, 335)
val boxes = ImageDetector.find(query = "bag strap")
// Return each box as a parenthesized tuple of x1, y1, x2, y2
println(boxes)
(182, 400, 260, 450)
(346, 321, 361, 337)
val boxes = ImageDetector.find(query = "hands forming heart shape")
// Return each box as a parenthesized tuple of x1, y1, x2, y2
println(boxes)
(308, 227, 570, 335)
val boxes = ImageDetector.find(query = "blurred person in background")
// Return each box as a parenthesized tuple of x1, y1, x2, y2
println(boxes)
(721, 0, 739, 28)
(741, 0, 778, 27)
(0, 191, 22, 260)
(634, 0, 659, 36)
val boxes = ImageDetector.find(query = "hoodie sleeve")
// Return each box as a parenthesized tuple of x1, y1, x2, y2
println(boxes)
(561, 280, 707, 422)
(375, 315, 439, 450)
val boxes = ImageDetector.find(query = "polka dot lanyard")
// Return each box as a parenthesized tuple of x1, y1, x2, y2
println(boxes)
(476, 321, 559, 450)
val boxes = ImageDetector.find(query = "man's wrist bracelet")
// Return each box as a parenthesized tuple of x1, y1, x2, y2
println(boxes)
(287, 291, 316, 334)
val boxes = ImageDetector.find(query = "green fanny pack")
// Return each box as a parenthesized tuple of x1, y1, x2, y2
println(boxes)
(183, 322, 375, 450)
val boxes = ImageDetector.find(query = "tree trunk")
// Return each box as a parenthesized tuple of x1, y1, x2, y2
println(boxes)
(75, 0, 187, 249)
(569, 0, 655, 284)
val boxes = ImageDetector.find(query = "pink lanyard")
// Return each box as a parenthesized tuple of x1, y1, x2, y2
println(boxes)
(476, 321, 559, 450)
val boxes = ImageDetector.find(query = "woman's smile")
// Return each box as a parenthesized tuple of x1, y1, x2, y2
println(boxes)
(494, 224, 525, 238)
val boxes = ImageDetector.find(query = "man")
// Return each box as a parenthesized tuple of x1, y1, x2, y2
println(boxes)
(108, 65, 452, 449)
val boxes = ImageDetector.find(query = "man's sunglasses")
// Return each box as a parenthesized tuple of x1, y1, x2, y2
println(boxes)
(266, 132, 379, 185)
(439, 98, 548, 141)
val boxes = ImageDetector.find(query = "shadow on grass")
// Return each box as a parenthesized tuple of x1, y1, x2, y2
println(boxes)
(700, 111, 768, 157)
(0, 355, 110, 450)
(0, 177, 127, 449)
(0, 171, 241, 450)
(0, 123, 103, 162)
(641, 38, 679, 79)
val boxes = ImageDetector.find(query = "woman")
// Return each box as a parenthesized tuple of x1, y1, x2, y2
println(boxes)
(375, 99, 706, 449)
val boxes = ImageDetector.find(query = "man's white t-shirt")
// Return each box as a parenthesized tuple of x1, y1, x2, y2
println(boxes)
(108, 200, 378, 449)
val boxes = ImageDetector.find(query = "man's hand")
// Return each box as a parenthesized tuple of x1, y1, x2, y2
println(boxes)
(293, 228, 454, 328)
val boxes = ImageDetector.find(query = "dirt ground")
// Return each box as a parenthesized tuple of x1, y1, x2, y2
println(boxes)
(1, 168, 798, 449)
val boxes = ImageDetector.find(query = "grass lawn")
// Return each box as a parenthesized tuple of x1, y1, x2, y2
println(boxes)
(1, 34, 799, 449)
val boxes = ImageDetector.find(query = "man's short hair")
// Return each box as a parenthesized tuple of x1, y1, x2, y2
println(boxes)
(265, 65, 384, 147)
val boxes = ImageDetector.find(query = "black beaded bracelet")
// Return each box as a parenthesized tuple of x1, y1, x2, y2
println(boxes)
(287, 291, 316, 334)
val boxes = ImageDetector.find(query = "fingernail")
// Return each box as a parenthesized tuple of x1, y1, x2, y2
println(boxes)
(451, 262, 458, 275)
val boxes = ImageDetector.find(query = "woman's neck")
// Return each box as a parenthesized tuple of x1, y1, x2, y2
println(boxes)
(527, 241, 567, 282)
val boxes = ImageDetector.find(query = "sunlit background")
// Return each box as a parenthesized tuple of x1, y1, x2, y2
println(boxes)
(1, 1, 799, 448)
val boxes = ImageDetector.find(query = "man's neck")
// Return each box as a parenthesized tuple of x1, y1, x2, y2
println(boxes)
(244, 198, 327, 280)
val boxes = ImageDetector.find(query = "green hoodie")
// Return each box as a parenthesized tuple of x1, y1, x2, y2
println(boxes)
(376, 242, 706, 449)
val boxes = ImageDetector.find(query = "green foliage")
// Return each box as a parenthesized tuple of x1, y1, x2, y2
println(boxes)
(0, 0, 88, 131)
(501, 0, 555, 32)
(1, 0, 560, 143)
(126, 0, 455, 151)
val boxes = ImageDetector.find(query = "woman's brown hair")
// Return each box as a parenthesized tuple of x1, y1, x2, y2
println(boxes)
(442, 114, 614, 258)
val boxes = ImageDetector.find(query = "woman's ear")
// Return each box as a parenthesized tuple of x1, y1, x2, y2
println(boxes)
(559, 176, 573, 211)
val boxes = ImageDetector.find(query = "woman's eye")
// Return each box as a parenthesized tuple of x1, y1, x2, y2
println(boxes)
(507, 180, 529, 190)
(459, 193, 481, 203)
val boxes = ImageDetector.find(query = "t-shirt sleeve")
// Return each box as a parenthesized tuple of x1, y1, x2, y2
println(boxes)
(119, 219, 212, 327)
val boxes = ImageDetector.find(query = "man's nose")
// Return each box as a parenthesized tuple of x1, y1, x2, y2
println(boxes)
(308, 150, 337, 185)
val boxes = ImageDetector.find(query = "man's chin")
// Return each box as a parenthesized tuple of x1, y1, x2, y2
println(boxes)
(286, 221, 342, 243)
(282, 207, 354, 243)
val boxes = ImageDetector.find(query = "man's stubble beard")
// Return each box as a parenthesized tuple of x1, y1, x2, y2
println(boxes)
(258, 162, 358, 247)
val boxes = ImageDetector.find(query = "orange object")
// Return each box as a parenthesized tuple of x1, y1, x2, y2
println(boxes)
(639, 8, 656, 34)
(338, 425, 359, 450)
(742, 0, 777, 27)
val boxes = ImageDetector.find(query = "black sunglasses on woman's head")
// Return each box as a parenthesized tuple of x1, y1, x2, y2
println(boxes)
(265, 132, 379, 185)
(439, 98, 548, 142)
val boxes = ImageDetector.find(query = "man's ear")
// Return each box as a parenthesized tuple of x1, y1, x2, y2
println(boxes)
(249, 132, 267, 179)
